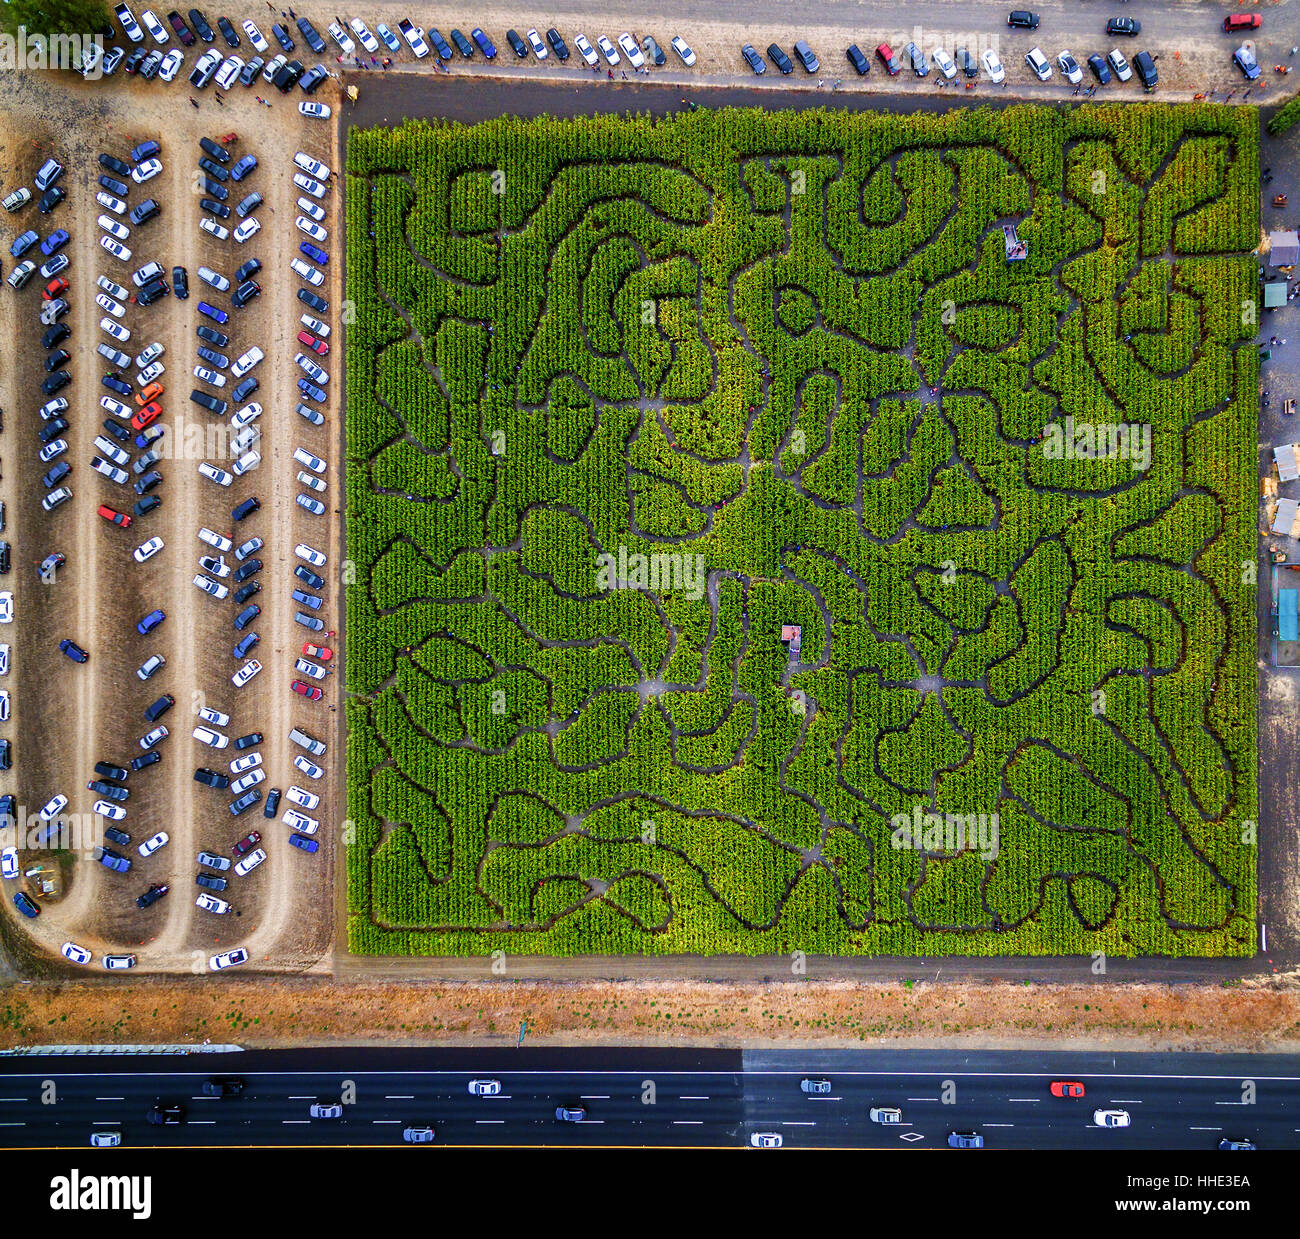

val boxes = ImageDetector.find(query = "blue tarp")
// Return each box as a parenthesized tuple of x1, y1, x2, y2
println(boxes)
(1280, 589, 1298, 642)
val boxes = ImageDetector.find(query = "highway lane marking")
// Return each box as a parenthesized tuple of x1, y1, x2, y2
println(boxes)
(984, 1124, 1015, 1128)
(282, 1120, 310, 1124)
(476, 1120, 505, 1124)
(91, 1121, 121, 1126)
(805, 1096, 842, 1101)
(580, 1095, 610, 1099)
(1111, 1100, 1143, 1104)
(1190, 1127, 1222, 1131)
(372, 1120, 401, 1124)
(188, 1120, 216, 1125)
(673, 1121, 704, 1125)
(782, 1121, 816, 1126)
(0, 1122, 26, 1127)
(1008, 1098, 1040, 1103)
(386, 1095, 414, 1099)
(0, 1098, 26, 1102)
(907, 1097, 939, 1102)
(1214, 1101, 1248, 1106)
(679, 1095, 710, 1100)
(95, 1098, 124, 1102)
(288, 1096, 316, 1100)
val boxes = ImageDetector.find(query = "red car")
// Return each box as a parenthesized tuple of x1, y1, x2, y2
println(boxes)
(1050, 1081, 1085, 1098)
(131, 402, 163, 432)
(302, 642, 334, 661)
(232, 830, 261, 857)
(98, 504, 133, 528)
(44, 276, 69, 299)
(292, 679, 324, 701)
(876, 42, 901, 74)
(1223, 13, 1261, 31)
(297, 329, 329, 355)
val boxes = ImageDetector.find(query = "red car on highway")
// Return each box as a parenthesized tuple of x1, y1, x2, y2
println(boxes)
(1050, 1081, 1085, 1098)
(292, 679, 323, 701)
(98, 505, 132, 528)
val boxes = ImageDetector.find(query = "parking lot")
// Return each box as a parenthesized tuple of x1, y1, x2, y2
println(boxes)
(0, 62, 344, 974)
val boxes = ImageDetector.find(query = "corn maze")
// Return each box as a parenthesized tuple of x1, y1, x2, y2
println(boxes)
(344, 105, 1258, 957)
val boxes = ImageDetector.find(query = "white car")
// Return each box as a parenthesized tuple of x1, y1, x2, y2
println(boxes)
(750, 1132, 782, 1148)
(230, 752, 263, 775)
(294, 447, 327, 473)
(133, 536, 164, 564)
(296, 353, 327, 383)
(1058, 50, 1083, 85)
(232, 659, 262, 688)
(327, 21, 355, 54)
(295, 657, 327, 680)
(597, 35, 619, 65)
(617, 33, 644, 67)
(932, 47, 957, 80)
(232, 450, 260, 477)
(233, 848, 266, 876)
(209, 947, 248, 970)
(241, 19, 269, 52)
(348, 17, 379, 53)
(94, 436, 130, 467)
(96, 292, 126, 318)
(199, 461, 233, 487)
(101, 318, 131, 343)
(116, 6, 145, 41)
(102, 396, 133, 419)
(200, 217, 229, 241)
(193, 726, 230, 749)
(1094, 1108, 1131, 1128)
(198, 528, 233, 553)
(38, 793, 68, 821)
(526, 28, 547, 59)
(39, 439, 67, 463)
(294, 151, 330, 180)
(670, 36, 695, 66)
(140, 9, 168, 43)
(103, 954, 137, 970)
(282, 808, 318, 834)
(573, 33, 598, 66)
(286, 785, 320, 810)
(94, 799, 127, 820)
(138, 361, 165, 384)
(0, 593, 12, 624)
(293, 754, 324, 780)
(138, 830, 168, 857)
(294, 172, 327, 199)
(1025, 47, 1052, 81)
(296, 543, 327, 567)
(300, 101, 331, 119)
(231, 402, 263, 430)
(91, 458, 129, 485)
(1, 848, 18, 880)
(159, 48, 184, 80)
(230, 769, 265, 796)
(194, 574, 229, 600)
(214, 54, 243, 89)
(197, 265, 229, 291)
(399, 21, 429, 57)
(1107, 48, 1133, 82)
(194, 365, 226, 387)
(468, 1079, 501, 1096)
(98, 274, 131, 299)
(376, 22, 401, 53)
(132, 157, 163, 184)
(97, 191, 127, 214)
(136, 653, 165, 680)
(0, 689, 9, 722)
(99, 214, 130, 241)
(262, 52, 286, 82)
(981, 48, 1005, 83)
(100, 236, 132, 262)
(61, 941, 93, 965)
(300, 313, 330, 339)
(201, 707, 235, 730)
(0, 644, 8, 676)
(232, 217, 260, 243)
(196, 893, 231, 914)
(298, 495, 326, 516)
(869, 1106, 903, 1124)
(297, 196, 326, 223)
(140, 725, 168, 750)
(136, 341, 165, 368)
(298, 471, 326, 493)
(296, 216, 328, 243)
(231, 346, 263, 379)
(291, 257, 324, 287)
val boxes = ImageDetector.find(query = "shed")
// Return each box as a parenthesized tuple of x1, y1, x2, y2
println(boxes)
(1281, 589, 1299, 642)
(1273, 497, 1299, 534)
(1002, 222, 1027, 262)
(1275, 443, 1299, 483)
(1269, 230, 1299, 268)
(1264, 280, 1288, 309)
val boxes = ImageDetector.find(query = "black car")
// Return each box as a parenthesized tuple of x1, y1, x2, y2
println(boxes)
(1106, 17, 1140, 37)
(234, 603, 260, 630)
(41, 461, 70, 489)
(42, 322, 70, 349)
(235, 732, 263, 750)
(145, 1102, 183, 1124)
(231, 376, 259, 403)
(191, 390, 228, 415)
(131, 751, 161, 772)
(298, 64, 328, 93)
(200, 197, 230, 218)
(198, 176, 228, 201)
(135, 471, 163, 495)
(199, 135, 230, 163)
(297, 288, 328, 313)
(546, 28, 568, 60)
(450, 28, 474, 57)
(144, 693, 174, 722)
(235, 258, 261, 283)
(198, 156, 228, 182)
(95, 761, 129, 781)
(168, 10, 195, 45)
(846, 43, 869, 75)
(956, 47, 977, 77)
(232, 496, 260, 521)
(99, 173, 129, 197)
(202, 1078, 244, 1098)
(123, 45, 148, 73)
(1134, 50, 1157, 89)
(233, 558, 262, 583)
(767, 42, 792, 74)
(188, 8, 214, 41)
(272, 59, 303, 91)
(195, 871, 227, 891)
(39, 417, 69, 443)
(42, 370, 70, 396)
(296, 16, 325, 53)
(741, 43, 766, 75)
(195, 766, 231, 788)
(232, 581, 261, 605)
(230, 789, 261, 816)
(134, 494, 162, 518)
(294, 565, 325, 589)
(45, 348, 70, 373)
(173, 265, 189, 298)
(137, 278, 170, 306)
(88, 779, 129, 802)
(38, 186, 65, 214)
(1088, 53, 1111, 84)
(105, 825, 131, 847)
(197, 324, 229, 347)
(643, 35, 666, 66)
(263, 787, 282, 818)
(102, 418, 131, 442)
(1007, 10, 1039, 28)
(130, 199, 160, 226)
(506, 28, 527, 57)
(272, 22, 294, 51)
(136, 883, 169, 909)
(217, 15, 239, 46)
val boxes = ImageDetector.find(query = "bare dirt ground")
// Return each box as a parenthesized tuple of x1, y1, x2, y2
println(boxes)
(1, 976, 1297, 1052)
(0, 63, 343, 976)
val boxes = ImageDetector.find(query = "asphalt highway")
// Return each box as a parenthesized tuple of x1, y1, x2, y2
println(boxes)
(0, 1048, 1295, 1149)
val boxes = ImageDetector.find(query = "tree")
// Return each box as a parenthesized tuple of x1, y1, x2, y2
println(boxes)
(0, 0, 113, 72)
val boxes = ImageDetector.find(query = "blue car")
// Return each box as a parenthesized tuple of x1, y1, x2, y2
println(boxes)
(137, 608, 165, 635)
(230, 154, 258, 181)
(102, 374, 133, 397)
(130, 139, 161, 163)
(197, 300, 229, 325)
(233, 631, 260, 659)
(428, 27, 453, 58)
(96, 848, 131, 873)
(299, 241, 328, 265)
(298, 377, 326, 402)
(288, 832, 319, 853)
(9, 230, 39, 259)
(13, 891, 39, 918)
(59, 638, 88, 663)
(471, 27, 496, 58)
(40, 229, 70, 256)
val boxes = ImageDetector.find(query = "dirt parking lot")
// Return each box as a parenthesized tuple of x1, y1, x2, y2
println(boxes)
(0, 63, 344, 975)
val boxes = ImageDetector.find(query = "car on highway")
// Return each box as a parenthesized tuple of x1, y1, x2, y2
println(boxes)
(800, 1078, 831, 1094)
(403, 1126, 435, 1143)
(556, 1105, 586, 1123)
(1051, 1081, 1085, 1098)
(749, 1131, 781, 1147)
(311, 1101, 343, 1118)
(869, 1106, 902, 1123)
(1094, 1108, 1131, 1128)
(468, 1079, 501, 1095)
(146, 1103, 184, 1125)
(948, 1131, 983, 1148)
